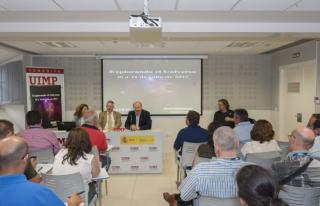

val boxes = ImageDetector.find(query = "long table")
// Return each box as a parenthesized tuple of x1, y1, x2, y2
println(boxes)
(53, 130, 163, 174)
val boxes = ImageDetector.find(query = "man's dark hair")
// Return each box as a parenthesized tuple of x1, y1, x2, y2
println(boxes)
(187, 110, 200, 125)
(234, 109, 249, 122)
(26, 110, 42, 126)
(0, 120, 14, 139)
(314, 119, 320, 129)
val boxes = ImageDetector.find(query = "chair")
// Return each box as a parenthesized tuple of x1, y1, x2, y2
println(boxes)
(277, 140, 289, 160)
(279, 185, 320, 206)
(42, 173, 96, 206)
(245, 151, 281, 169)
(29, 148, 54, 164)
(195, 196, 240, 206)
(176, 142, 205, 185)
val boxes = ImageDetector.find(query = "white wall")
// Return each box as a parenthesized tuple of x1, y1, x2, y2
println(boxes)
(0, 104, 25, 133)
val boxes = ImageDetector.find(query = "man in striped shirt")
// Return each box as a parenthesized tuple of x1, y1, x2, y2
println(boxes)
(164, 126, 251, 206)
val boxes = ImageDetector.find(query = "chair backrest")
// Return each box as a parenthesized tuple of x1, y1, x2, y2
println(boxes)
(195, 196, 240, 206)
(245, 151, 281, 169)
(42, 172, 85, 203)
(181, 142, 205, 169)
(277, 140, 289, 160)
(279, 185, 320, 206)
(30, 148, 55, 164)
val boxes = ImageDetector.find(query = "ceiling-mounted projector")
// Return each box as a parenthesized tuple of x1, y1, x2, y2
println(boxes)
(129, 0, 162, 42)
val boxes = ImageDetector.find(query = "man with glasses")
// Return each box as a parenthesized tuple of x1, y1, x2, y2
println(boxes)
(0, 136, 82, 206)
(272, 126, 320, 185)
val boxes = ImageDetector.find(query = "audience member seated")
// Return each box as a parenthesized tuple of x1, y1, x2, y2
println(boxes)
(17, 110, 60, 154)
(173, 110, 208, 153)
(241, 120, 281, 157)
(234, 108, 253, 144)
(52, 128, 100, 204)
(74, 103, 89, 127)
(125, 101, 152, 130)
(237, 165, 288, 206)
(307, 113, 320, 129)
(81, 110, 111, 170)
(99, 100, 122, 131)
(272, 127, 320, 186)
(196, 121, 222, 159)
(164, 127, 250, 206)
(0, 119, 41, 183)
(0, 136, 82, 206)
(213, 98, 235, 128)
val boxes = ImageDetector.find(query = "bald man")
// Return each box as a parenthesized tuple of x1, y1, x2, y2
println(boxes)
(0, 136, 82, 206)
(272, 126, 320, 185)
(125, 101, 152, 131)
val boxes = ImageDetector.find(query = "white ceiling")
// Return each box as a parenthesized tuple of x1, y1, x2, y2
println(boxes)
(0, 0, 319, 55)
(0, 0, 319, 11)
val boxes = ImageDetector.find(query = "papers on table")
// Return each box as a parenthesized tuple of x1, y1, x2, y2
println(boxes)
(36, 163, 53, 174)
(92, 169, 110, 181)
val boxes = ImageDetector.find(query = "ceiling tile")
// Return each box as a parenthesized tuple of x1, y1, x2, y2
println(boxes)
(55, 0, 118, 11)
(177, 0, 238, 11)
(233, 0, 299, 11)
(0, 0, 60, 11)
(287, 0, 320, 11)
(116, 0, 176, 11)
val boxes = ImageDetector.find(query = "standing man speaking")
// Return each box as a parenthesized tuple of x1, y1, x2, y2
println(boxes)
(125, 101, 152, 131)
(99, 100, 122, 131)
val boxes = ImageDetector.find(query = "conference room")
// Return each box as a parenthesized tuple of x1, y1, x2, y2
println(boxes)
(1, 0, 320, 206)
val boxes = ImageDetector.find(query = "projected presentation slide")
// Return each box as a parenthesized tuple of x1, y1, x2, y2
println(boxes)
(102, 59, 202, 115)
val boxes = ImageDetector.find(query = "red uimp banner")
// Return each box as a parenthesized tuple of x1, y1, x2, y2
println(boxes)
(25, 67, 65, 123)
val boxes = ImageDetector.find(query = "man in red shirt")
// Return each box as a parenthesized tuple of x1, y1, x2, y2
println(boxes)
(81, 110, 110, 170)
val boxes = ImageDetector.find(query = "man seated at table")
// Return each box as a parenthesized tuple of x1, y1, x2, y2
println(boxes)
(18, 110, 60, 155)
(81, 110, 111, 170)
(125, 101, 152, 131)
(0, 136, 82, 206)
(164, 127, 251, 206)
(173, 110, 208, 153)
(99, 100, 122, 131)
(272, 126, 320, 186)
(0, 119, 41, 183)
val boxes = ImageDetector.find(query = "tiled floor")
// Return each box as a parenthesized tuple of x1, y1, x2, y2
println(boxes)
(100, 151, 178, 206)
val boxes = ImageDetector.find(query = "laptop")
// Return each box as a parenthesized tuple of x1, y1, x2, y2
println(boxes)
(57, 121, 76, 131)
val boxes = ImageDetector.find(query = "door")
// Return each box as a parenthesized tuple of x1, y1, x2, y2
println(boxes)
(279, 60, 316, 140)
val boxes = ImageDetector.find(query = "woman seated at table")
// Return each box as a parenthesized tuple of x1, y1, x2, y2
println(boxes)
(52, 128, 100, 205)
(74, 104, 89, 127)
(241, 120, 281, 158)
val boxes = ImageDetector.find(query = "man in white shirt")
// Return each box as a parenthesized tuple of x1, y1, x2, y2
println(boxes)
(99, 100, 122, 131)
(233, 109, 253, 144)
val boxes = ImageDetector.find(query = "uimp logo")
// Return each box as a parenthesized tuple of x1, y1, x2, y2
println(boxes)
(111, 147, 120, 151)
(111, 165, 121, 170)
(130, 165, 139, 170)
(149, 165, 158, 169)
(130, 146, 139, 151)
(121, 156, 130, 161)
(149, 146, 158, 151)
(140, 156, 149, 161)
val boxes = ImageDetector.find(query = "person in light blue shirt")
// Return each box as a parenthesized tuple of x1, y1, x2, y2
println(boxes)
(233, 109, 253, 144)
(164, 127, 251, 206)
(0, 136, 82, 206)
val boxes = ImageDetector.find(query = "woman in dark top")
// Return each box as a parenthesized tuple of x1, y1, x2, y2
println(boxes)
(197, 121, 222, 158)
(213, 99, 234, 128)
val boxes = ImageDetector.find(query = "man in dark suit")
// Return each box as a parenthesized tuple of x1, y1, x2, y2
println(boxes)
(125, 101, 152, 130)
